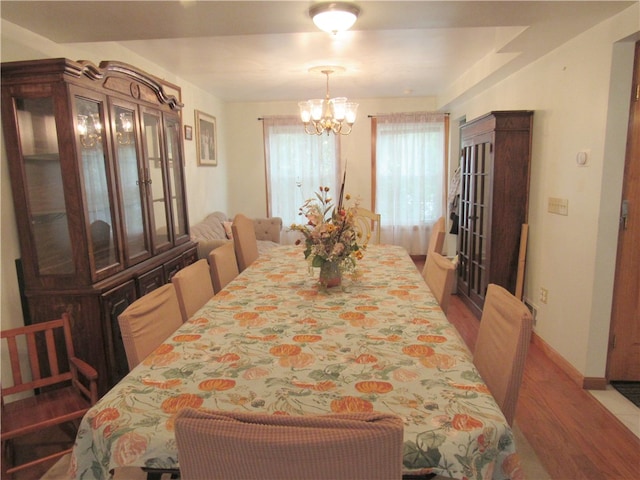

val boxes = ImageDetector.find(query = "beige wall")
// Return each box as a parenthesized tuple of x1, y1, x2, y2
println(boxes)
(1, 3, 639, 381)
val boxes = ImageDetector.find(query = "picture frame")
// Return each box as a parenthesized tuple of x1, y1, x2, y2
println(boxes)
(184, 124, 193, 141)
(195, 110, 217, 166)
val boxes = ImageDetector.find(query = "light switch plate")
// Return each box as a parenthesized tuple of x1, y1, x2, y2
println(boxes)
(548, 197, 569, 216)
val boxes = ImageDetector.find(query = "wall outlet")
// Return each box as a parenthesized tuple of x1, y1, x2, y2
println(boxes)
(539, 287, 548, 304)
(548, 197, 569, 216)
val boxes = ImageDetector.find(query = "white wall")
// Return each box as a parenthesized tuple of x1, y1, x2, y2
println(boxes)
(445, 5, 639, 378)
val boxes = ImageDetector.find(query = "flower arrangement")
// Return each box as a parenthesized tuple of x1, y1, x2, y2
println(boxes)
(290, 185, 366, 281)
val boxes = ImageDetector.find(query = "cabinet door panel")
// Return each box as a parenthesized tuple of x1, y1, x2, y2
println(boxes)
(17, 96, 74, 276)
(111, 100, 152, 265)
(102, 280, 137, 385)
(74, 93, 121, 277)
(141, 109, 171, 254)
(164, 113, 189, 244)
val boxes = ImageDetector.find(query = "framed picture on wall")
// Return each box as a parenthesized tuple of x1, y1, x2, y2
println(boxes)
(184, 125, 193, 141)
(195, 110, 217, 166)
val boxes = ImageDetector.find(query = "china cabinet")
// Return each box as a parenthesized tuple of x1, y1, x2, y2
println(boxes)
(456, 111, 533, 318)
(1, 58, 197, 392)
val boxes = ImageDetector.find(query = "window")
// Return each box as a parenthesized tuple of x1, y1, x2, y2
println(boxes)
(263, 116, 340, 243)
(373, 112, 448, 254)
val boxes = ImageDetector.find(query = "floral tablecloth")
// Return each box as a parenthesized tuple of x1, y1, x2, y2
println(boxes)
(71, 245, 522, 479)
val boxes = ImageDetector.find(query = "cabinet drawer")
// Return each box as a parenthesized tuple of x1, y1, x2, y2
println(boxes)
(137, 266, 165, 296)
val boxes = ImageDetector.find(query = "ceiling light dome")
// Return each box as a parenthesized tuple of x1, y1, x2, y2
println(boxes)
(310, 2, 360, 35)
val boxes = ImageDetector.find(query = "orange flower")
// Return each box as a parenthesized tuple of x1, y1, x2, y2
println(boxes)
(451, 413, 483, 431)
(154, 344, 174, 355)
(392, 368, 419, 382)
(419, 353, 457, 370)
(297, 317, 318, 326)
(292, 334, 322, 343)
(188, 317, 209, 326)
(411, 318, 431, 325)
(355, 381, 393, 394)
(246, 334, 279, 342)
(113, 431, 148, 466)
(402, 344, 435, 357)
(143, 350, 181, 367)
(91, 407, 120, 429)
(269, 344, 302, 357)
(216, 353, 241, 363)
(198, 378, 236, 392)
(417, 334, 447, 343)
(255, 305, 278, 311)
(354, 353, 378, 364)
(292, 380, 336, 391)
(355, 305, 379, 312)
(296, 289, 319, 298)
(141, 378, 182, 389)
(161, 393, 204, 414)
(330, 396, 374, 413)
(339, 311, 366, 321)
(279, 352, 315, 368)
(173, 334, 201, 342)
(447, 382, 490, 394)
(233, 311, 260, 321)
(242, 366, 271, 379)
(227, 285, 247, 291)
(388, 290, 410, 297)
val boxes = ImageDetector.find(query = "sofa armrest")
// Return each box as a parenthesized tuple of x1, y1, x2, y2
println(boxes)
(196, 238, 230, 260)
(253, 217, 283, 243)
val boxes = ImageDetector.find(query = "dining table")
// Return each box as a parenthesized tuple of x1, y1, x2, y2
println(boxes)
(70, 244, 523, 480)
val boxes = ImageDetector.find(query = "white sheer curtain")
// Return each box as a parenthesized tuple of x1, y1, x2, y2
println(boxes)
(263, 116, 340, 244)
(374, 112, 447, 255)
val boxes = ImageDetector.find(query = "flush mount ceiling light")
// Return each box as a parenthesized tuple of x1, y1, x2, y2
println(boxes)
(309, 2, 360, 34)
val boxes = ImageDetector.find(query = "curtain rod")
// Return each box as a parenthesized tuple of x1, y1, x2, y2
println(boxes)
(368, 112, 449, 118)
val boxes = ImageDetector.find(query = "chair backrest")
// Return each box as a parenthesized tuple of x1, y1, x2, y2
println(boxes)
(231, 213, 259, 272)
(117, 283, 183, 370)
(426, 216, 446, 256)
(171, 259, 214, 321)
(353, 207, 381, 245)
(208, 242, 240, 293)
(175, 408, 404, 480)
(474, 283, 533, 425)
(1, 313, 76, 398)
(422, 252, 456, 314)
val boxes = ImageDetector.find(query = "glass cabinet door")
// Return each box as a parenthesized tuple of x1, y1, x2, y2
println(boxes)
(164, 114, 189, 244)
(75, 94, 120, 274)
(16, 96, 74, 276)
(141, 109, 171, 253)
(112, 101, 151, 265)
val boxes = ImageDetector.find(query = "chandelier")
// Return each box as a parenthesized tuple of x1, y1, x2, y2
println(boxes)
(298, 67, 359, 136)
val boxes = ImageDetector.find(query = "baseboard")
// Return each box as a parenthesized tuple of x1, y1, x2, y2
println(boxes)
(531, 332, 607, 390)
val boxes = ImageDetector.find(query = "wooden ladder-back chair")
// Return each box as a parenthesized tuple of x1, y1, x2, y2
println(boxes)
(231, 213, 259, 272)
(175, 408, 404, 480)
(474, 284, 533, 425)
(208, 242, 240, 293)
(1, 313, 98, 476)
(422, 252, 456, 314)
(171, 259, 215, 321)
(353, 208, 381, 245)
(117, 283, 183, 370)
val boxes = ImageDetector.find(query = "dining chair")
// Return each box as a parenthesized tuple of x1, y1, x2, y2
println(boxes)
(422, 216, 446, 278)
(353, 207, 381, 244)
(171, 259, 214, 321)
(117, 283, 183, 370)
(208, 242, 240, 293)
(1, 313, 98, 476)
(175, 408, 404, 480)
(474, 283, 533, 426)
(422, 251, 456, 314)
(231, 213, 259, 272)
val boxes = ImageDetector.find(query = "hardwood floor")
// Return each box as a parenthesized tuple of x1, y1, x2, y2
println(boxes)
(446, 293, 640, 480)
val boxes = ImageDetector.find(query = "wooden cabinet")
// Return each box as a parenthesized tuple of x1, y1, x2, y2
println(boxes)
(1, 58, 197, 393)
(456, 111, 533, 318)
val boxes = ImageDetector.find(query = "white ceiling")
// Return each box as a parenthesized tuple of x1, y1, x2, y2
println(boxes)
(1, 1, 634, 107)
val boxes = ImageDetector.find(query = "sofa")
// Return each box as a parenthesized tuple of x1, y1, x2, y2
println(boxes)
(190, 211, 283, 260)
